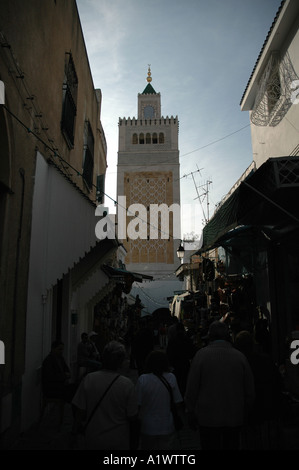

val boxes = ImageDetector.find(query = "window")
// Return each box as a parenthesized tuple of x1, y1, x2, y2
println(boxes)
(82, 121, 94, 190)
(96, 174, 105, 203)
(144, 105, 154, 119)
(61, 54, 78, 148)
(134, 132, 165, 145)
(250, 51, 297, 127)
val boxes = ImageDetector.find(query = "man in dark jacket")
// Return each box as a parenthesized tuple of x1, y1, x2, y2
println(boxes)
(42, 340, 77, 402)
(185, 321, 255, 450)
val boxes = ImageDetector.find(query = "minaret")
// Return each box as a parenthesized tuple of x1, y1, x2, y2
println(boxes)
(117, 68, 182, 313)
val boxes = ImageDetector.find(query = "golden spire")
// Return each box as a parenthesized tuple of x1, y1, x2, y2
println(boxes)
(147, 65, 152, 83)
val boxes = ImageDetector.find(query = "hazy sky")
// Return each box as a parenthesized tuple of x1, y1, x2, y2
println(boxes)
(76, 0, 282, 238)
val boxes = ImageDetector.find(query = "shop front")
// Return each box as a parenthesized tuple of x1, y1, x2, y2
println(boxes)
(199, 156, 299, 363)
(92, 265, 153, 353)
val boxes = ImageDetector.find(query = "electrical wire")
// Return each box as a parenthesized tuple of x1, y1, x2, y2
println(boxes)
(105, 122, 251, 176)
(134, 284, 169, 307)
(180, 124, 251, 158)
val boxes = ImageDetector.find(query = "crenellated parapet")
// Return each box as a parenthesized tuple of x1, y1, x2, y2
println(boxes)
(119, 116, 179, 126)
(118, 115, 179, 151)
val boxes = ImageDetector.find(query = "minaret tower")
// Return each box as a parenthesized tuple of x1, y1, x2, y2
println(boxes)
(116, 68, 182, 312)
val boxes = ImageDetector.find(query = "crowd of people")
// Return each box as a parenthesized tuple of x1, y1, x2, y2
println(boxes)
(40, 314, 298, 451)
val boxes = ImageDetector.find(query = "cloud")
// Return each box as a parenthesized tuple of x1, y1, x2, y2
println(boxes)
(78, 0, 128, 85)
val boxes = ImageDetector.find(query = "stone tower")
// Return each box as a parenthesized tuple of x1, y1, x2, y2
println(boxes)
(117, 68, 182, 313)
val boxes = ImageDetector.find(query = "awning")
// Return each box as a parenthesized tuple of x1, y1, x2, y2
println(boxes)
(31, 152, 102, 290)
(101, 265, 153, 283)
(200, 156, 299, 252)
(70, 238, 120, 311)
(71, 238, 119, 292)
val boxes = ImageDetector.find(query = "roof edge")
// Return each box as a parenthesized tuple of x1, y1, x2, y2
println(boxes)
(240, 0, 286, 109)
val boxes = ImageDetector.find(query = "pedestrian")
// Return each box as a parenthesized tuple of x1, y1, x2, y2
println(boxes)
(234, 330, 283, 449)
(72, 341, 139, 450)
(77, 332, 92, 367)
(166, 322, 196, 396)
(159, 323, 167, 349)
(41, 340, 78, 404)
(88, 331, 101, 363)
(131, 318, 154, 375)
(136, 350, 183, 450)
(254, 318, 271, 354)
(167, 316, 179, 343)
(185, 321, 255, 450)
(77, 332, 101, 379)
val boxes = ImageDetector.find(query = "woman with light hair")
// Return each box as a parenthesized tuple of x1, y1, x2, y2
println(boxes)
(72, 341, 138, 450)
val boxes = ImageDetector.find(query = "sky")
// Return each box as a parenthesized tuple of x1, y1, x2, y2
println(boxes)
(76, 0, 282, 240)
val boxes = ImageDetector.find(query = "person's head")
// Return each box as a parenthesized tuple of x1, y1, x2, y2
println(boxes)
(102, 341, 126, 370)
(234, 330, 253, 355)
(208, 321, 230, 342)
(89, 331, 98, 342)
(144, 350, 170, 375)
(176, 322, 186, 337)
(51, 340, 64, 356)
(254, 319, 269, 340)
(81, 332, 88, 342)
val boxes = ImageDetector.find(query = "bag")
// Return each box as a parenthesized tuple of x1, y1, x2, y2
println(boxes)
(76, 374, 120, 436)
(156, 374, 184, 432)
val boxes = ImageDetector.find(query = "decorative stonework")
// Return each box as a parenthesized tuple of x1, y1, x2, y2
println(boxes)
(251, 51, 299, 127)
(123, 171, 174, 264)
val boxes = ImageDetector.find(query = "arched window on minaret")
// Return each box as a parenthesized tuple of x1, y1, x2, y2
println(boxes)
(159, 133, 164, 144)
(132, 133, 138, 144)
(146, 133, 151, 144)
(139, 133, 144, 144)
(153, 133, 158, 144)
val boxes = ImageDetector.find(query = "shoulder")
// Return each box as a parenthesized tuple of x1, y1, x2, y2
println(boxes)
(163, 371, 177, 385)
(118, 374, 135, 388)
(137, 373, 152, 386)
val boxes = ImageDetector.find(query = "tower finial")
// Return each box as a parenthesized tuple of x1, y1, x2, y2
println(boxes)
(147, 65, 152, 83)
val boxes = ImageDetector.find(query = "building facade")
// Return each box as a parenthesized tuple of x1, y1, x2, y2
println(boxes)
(0, 0, 118, 447)
(117, 69, 183, 314)
(199, 0, 299, 364)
